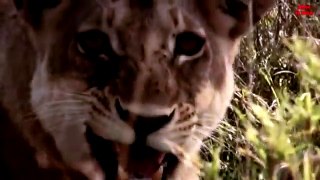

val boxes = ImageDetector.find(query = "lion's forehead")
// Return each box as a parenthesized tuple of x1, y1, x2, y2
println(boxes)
(80, 0, 204, 53)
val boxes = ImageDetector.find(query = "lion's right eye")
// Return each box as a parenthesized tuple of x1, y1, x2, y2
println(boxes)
(76, 30, 114, 60)
(220, 0, 248, 20)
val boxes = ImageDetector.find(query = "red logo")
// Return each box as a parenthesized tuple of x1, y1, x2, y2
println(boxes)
(295, 4, 320, 16)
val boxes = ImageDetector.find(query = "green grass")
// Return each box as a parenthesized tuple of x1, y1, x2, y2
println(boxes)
(202, 36, 320, 180)
(200, 1, 320, 178)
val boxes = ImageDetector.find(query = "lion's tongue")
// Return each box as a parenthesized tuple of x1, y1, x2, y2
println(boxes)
(127, 144, 165, 178)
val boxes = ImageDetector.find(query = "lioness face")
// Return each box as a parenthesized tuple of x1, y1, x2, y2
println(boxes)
(10, 0, 275, 179)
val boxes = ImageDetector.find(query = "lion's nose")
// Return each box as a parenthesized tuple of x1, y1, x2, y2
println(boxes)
(115, 99, 175, 140)
(133, 110, 175, 139)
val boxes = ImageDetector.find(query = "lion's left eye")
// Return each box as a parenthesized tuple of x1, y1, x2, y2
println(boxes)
(76, 29, 115, 60)
(174, 31, 206, 57)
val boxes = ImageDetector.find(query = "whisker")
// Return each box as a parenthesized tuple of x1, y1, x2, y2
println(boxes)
(175, 135, 204, 149)
(189, 137, 209, 151)
(198, 113, 215, 119)
(35, 100, 91, 111)
(41, 90, 92, 98)
(22, 105, 92, 129)
(189, 132, 210, 145)
(34, 89, 102, 104)
(165, 141, 201, 169)
(37, 110, 91, 120)
(38, 112, 91, 131)
(38, 99, 87, 105)
(36, 105, 92, 118)
(21, 112, 38, 120)
(197, 118, 221, 128)
(44, 118, 90, 133)
(57, 95, 110, 117)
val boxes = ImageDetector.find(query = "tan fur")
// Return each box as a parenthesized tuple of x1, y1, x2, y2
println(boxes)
(0, 0, 276, 179)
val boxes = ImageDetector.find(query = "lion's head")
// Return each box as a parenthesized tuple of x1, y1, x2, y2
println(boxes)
(0, 0, 276, 179)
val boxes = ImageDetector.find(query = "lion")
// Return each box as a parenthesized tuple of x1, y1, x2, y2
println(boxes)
(0, 0, 276, 179)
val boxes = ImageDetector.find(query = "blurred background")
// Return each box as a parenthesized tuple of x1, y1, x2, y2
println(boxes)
(201, 0, 320, 179)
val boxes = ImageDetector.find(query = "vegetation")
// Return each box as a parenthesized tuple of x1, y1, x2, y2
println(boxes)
(202, 1, 320, 179)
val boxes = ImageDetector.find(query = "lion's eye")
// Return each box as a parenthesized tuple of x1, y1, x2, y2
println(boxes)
(76, 30, 114, 60)
(220, 0, 248, 19)
(174, 31, 206, 57)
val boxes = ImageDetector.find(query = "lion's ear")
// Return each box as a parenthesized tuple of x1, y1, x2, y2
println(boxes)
(197, 0, 276, 38)
(13, 0, 61, 29)
(251, 0, 276, 23)
(231, 0, 277, 37)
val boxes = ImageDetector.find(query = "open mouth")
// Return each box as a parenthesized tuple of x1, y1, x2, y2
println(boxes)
(85, 126, 119, 180)
(86, 99, 176, 179)
(126, 142, 165, 179)
(86, 126, 168, 180)
(115, 98, 130, 121)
